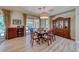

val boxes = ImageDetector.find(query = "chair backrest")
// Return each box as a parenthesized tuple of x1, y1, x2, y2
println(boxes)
(30, 32, 38, 39)
(30, 32, 34, 39)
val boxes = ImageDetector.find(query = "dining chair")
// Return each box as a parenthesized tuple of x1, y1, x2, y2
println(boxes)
(48, 30, 56, 42)
(30, 32, 40, 47)
(43, 33, 52, 46)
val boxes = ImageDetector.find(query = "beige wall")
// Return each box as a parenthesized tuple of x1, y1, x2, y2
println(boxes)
(10, 11, 24, 27)
(51, 10, 75, 39)
(76, 7, 79, 51)
(0, 9, 3, 15)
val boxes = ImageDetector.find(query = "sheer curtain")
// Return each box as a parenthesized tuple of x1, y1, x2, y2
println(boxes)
(2, 9, 11, 39)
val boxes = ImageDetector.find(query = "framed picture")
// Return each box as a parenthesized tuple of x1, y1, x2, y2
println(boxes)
(13, 19, 22, 25)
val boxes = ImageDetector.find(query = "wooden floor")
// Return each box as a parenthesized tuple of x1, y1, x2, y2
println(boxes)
(0, 35, 76, 52)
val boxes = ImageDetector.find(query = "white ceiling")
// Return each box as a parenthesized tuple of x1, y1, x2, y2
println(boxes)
(0, 6, 75, 16)
(23, 6, 76, 16)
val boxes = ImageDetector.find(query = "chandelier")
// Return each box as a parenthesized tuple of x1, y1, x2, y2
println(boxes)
(39, 7, 49, 19)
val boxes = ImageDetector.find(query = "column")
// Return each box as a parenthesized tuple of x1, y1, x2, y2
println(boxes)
(23, 13, 27, 36)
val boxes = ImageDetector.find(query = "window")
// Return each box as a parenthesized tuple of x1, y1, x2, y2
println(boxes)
(0, 15, 5, 39)
(26, 16, 40, 31)
(33, 19, 39, 29)
(41, 19, 49, 30)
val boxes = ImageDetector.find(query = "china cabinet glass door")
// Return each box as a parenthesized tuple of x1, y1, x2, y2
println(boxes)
(59, 20, 63, 29)
(64, 18, 69, 29)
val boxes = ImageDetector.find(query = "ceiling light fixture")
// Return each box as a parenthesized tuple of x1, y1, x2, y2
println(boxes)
(39, 7, 49, 19)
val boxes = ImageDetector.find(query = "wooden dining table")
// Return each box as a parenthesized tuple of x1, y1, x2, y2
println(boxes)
(37, 32, 48, 38)
(35, 31, 49, 43)
(31, 30, 55, 46)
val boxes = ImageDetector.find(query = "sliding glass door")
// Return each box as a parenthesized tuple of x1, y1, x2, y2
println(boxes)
(0, 15, 5, 44)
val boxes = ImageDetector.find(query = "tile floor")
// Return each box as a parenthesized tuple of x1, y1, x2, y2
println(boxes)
(0, 32, 76, 52)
